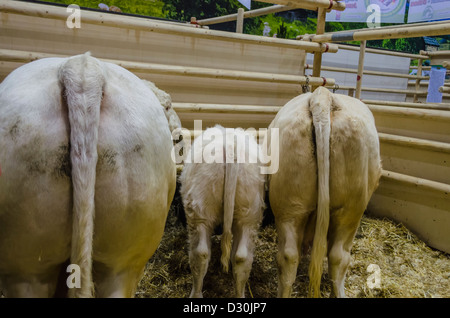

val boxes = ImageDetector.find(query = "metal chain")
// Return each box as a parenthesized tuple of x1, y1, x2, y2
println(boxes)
(333, 84, 339, 93)
(302, 75, 310, 93)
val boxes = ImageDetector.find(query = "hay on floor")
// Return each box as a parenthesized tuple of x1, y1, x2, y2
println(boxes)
(136, 207, 450, 298)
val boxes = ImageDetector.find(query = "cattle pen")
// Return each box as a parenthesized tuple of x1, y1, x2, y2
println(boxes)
(0, 0, 449, 298)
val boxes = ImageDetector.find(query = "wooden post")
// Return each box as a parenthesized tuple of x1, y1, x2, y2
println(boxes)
(311, 7, 326, 92)
(236, 8, 244, 33)
(355, 40, 366, 99)
(414, 58, 423, 103)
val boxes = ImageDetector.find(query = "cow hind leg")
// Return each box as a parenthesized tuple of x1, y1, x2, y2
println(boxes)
(276, 215, 308, 298)
(2, 269, 60, 298)
(231, 225, 255, 298)
(327, 206, 364, 298)
(188, 224, 212, 298)
(94, 264, 145, 298)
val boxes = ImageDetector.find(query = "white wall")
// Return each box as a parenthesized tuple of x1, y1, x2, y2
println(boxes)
(305, 48, 411, 101)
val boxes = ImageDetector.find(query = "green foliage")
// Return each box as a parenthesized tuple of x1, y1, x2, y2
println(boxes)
(110, 0, 165, 17)
(162, 0, 270, 22)
(255, 14, 316, 38)
(163, 0, 236, 21)
(42, 0, 165, 17)
(162, 0, 271, 33)
(373, 37, 422, 54)
(276, 21, 288, 39)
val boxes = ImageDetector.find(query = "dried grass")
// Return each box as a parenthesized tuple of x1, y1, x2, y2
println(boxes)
(136, 198, 450, 298)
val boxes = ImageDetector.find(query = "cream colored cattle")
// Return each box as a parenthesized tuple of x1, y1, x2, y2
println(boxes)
(141, 80, 181, 134)
(264, 87, 381, 298)
(179, 126, 265, 298)
(0, 53, 176, 297)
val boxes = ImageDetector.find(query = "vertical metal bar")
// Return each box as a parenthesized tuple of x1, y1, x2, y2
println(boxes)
(236, 8, 244, 33)
(414, 58, 423, 103)
(311, 7, 326, 92)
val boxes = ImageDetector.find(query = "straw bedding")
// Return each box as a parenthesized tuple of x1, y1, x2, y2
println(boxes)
(136, 193, 450, 298)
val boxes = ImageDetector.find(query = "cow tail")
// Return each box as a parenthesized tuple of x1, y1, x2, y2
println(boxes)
(59, 53, 104, 298)
(221, 161, 239, 273)
(308, 87, 332, 298)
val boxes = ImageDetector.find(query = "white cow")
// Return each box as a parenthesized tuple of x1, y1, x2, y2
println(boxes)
(0, 53, 177, 297)
(179, 126, 265, 298)
(141, 80, 181, 134)
(264, 87, 381, 298)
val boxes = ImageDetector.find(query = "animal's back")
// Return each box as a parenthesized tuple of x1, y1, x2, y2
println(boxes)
(268, 92, 381, 212)
(180, 127, 264, 225)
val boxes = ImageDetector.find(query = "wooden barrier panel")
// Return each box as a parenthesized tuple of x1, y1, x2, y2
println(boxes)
(379, 133, 450, 184)
(0, 49, 333, 87)
(369, 105, 450, 143)
(368, 171, 450, 254)
(0, 0, 336, 53)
